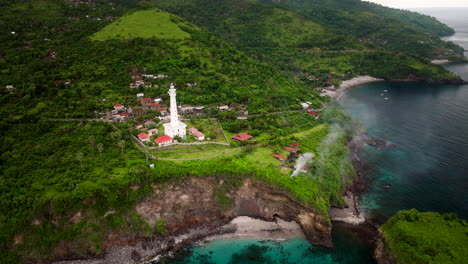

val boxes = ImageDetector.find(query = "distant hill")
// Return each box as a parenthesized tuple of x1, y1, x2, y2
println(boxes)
(91, 9, 194, 41)
(149, 0, 463, 80)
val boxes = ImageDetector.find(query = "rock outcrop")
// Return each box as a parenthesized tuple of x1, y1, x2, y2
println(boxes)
(374, 231, 398, 264)
(54, 177, 331, 263)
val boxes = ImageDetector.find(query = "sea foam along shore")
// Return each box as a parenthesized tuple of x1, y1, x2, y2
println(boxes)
(204, 216, 306, 241)
(320, 76, 384, 101)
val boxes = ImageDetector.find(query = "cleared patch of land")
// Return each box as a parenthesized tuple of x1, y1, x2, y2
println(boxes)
(91, 9, 192, 41)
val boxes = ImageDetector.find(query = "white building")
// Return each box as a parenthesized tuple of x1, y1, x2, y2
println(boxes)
(164, 83, 186, 139)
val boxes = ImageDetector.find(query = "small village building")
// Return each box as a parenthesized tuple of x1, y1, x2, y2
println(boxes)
(129, 83, 137, 89)
(114, 104, 124, 111)
(290, 143, 300, 149)
(232, 132, 253, 142)
(147, 128, 159, 136)
(284, 147, 298, 153)
(140, 97, 153, 106)
(137, 132, 149, 143)
(218, 105, 229, 111)
(134, 109, 145, 116)
(144, 82, 152, 88)
(188, 127, 205, 141)
(136, 93, 144, 98)
(5, 85, 15, 92)
(150, 102, 160, 110)
(301, 102, 310, 109)
(157, 108, 168, 116)
(135, 122, 144, 129)
(273, 154, 287, 161)
(114, 112, 129, 121)
(179, 105, 196, 114)
(135, 80, 144, 86)
(308, 111, 321, 120)
(131, 72, 140, 80)
(144, 120, 156, 127)
(154, 98, 163, 103)
(155, 135, 173, 146)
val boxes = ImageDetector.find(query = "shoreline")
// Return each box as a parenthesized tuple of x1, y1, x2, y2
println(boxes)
(320, 76, 385, 101)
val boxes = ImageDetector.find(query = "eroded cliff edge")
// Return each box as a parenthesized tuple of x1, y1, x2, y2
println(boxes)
(54, 177, 331, 263)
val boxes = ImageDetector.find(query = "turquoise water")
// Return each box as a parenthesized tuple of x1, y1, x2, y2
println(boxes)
(165, 223, 375, 264)
(166, 8, 468, 264)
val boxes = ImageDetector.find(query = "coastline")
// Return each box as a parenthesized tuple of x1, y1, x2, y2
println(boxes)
(320, 76, 385, 101)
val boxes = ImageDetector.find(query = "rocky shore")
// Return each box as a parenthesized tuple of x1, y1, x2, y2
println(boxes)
(53, 178, 331, 264)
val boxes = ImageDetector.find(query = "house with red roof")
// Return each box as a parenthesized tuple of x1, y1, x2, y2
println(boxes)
(140, 97, 153, 106)
(308, 111, 321, 120)
(155, 135, 173, 146)
(290, 143, 300, 149)
(137, 132, 149, 143)
(273, 154, 287, 161)
(114, 104, 124, 111)
(135, 122, 144, 129)
(150, 102, 160, 110)
(284, 147, 298, 153)
(232, 132, 252, 142)
(188, 127, 205, 141)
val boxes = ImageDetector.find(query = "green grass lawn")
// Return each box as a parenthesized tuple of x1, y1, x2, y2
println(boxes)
(151, 144, 238, 160)
(91, 9, 193, 41)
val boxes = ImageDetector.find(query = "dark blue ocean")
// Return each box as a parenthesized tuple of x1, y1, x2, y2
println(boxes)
(166, 8, 468, 263)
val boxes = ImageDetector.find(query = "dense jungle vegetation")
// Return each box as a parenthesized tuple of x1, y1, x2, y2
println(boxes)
(150, 0, 464, 78)
(0, 0, 466, 263)
(380, 209, 468, 264)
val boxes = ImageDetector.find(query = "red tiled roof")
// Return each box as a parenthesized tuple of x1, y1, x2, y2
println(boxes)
(290, 143, 300, 148)
(135, 122, 143, 126)
(119, 112, 129, 116)
(284, 147, 298, 152)
(155, 135, 172, 143)
(150, 103, 160, 107)
(308, 111, 320, 116)
(114, 104, 123, 107)
(138, 133, 148, 139)
(157, 108, 167, 112)
(193, 131, 204, 138)
(273, 154, 287, 161)
(232, 132, 252, 142)
(140, 97, 153, 103)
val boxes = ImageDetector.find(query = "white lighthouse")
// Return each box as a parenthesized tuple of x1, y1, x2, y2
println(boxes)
(164, 83, 187, 139)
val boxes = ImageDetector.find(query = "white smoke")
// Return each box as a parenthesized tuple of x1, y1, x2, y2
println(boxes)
(291, 152, 315, 177)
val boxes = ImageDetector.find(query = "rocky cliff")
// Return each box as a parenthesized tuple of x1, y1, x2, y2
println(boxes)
(54, 177, 331, 263)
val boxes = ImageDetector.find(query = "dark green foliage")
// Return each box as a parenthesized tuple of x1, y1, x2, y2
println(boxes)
(151, 0, 463, 81)
(381, 209, 468, 264)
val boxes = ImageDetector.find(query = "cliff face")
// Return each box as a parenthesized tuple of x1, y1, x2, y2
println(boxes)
(374, 231, 398, 264)
(136, 177, 332, 247)
(53, 177, 331, 263)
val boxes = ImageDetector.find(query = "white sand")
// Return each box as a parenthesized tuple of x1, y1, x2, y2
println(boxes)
(320, 75, 384, 100)
(205, 216, 306, 241)
(431, 59, 450, 65)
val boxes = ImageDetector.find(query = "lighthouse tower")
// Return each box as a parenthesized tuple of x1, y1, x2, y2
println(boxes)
(164, 83, 186, 139)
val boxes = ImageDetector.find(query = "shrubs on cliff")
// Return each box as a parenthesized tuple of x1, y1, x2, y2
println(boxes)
(380, 209, 468, 264)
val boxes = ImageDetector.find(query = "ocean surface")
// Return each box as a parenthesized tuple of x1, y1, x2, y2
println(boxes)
(166, 8, 468, 264)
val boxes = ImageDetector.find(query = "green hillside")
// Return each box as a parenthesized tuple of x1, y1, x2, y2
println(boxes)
(91, 9, 193, 41)
(151, 0, 463, 80)
(380, 209, 468, 264)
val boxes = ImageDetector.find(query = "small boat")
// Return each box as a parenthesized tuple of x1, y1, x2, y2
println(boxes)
(384, 97, 389, 100)
(384, 90, 388, 92)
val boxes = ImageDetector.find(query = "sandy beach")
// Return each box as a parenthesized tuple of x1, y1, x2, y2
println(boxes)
(320, 75, 384, 100)
(204, 216, 306, 241)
